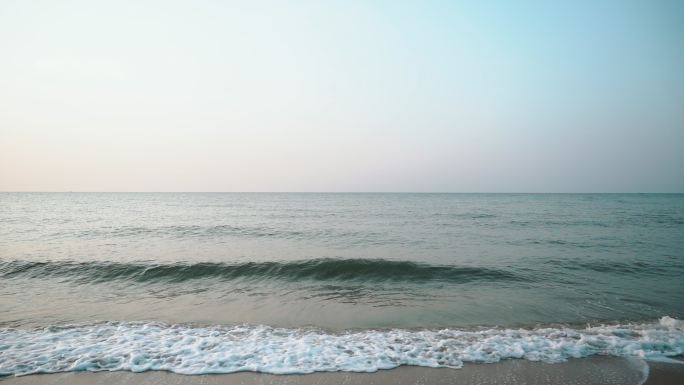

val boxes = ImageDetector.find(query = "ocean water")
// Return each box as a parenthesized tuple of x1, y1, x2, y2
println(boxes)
(0, 193, 683, 375)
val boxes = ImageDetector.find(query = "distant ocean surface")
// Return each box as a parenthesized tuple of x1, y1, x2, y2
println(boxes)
(1, 193, 683, 375)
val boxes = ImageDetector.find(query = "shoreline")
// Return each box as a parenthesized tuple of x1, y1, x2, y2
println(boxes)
(1, 357, 682, 385)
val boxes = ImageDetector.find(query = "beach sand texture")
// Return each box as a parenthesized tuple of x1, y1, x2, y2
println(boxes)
(1, 357, 682, 385)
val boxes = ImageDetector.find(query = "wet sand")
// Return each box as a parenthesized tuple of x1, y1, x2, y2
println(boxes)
(643, 361, 684, 385)
(1, 357, 682, 385)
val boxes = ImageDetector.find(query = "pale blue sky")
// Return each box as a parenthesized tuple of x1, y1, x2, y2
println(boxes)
(1, 0, 683, 192)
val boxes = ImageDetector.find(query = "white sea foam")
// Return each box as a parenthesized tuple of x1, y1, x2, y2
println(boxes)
(0, 317, 682, 376)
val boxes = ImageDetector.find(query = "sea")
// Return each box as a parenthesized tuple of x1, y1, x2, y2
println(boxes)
(0, 193, 682, 376)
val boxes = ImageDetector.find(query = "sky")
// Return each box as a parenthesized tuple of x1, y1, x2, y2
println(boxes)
(1, 0, 683, 192)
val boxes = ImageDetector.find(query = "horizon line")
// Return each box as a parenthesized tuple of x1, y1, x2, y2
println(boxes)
(1, 191, 683, 194)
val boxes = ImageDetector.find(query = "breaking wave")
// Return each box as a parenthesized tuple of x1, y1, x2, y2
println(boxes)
(0, 317, 682, 376)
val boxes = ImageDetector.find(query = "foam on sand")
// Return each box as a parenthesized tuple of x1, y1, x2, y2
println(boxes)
(0, 317, 682, 376)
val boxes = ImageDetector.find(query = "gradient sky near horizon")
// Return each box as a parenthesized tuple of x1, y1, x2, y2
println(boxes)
(1, 0, 683, 192)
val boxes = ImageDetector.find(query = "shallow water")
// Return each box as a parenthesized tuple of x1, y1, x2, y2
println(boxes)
(1, 193, 683, 375)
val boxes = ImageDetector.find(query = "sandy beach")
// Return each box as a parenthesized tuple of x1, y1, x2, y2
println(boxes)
(1, 357, 682, 385)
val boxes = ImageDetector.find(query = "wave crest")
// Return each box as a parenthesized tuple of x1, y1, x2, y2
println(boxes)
(0, 259, 523, 284)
